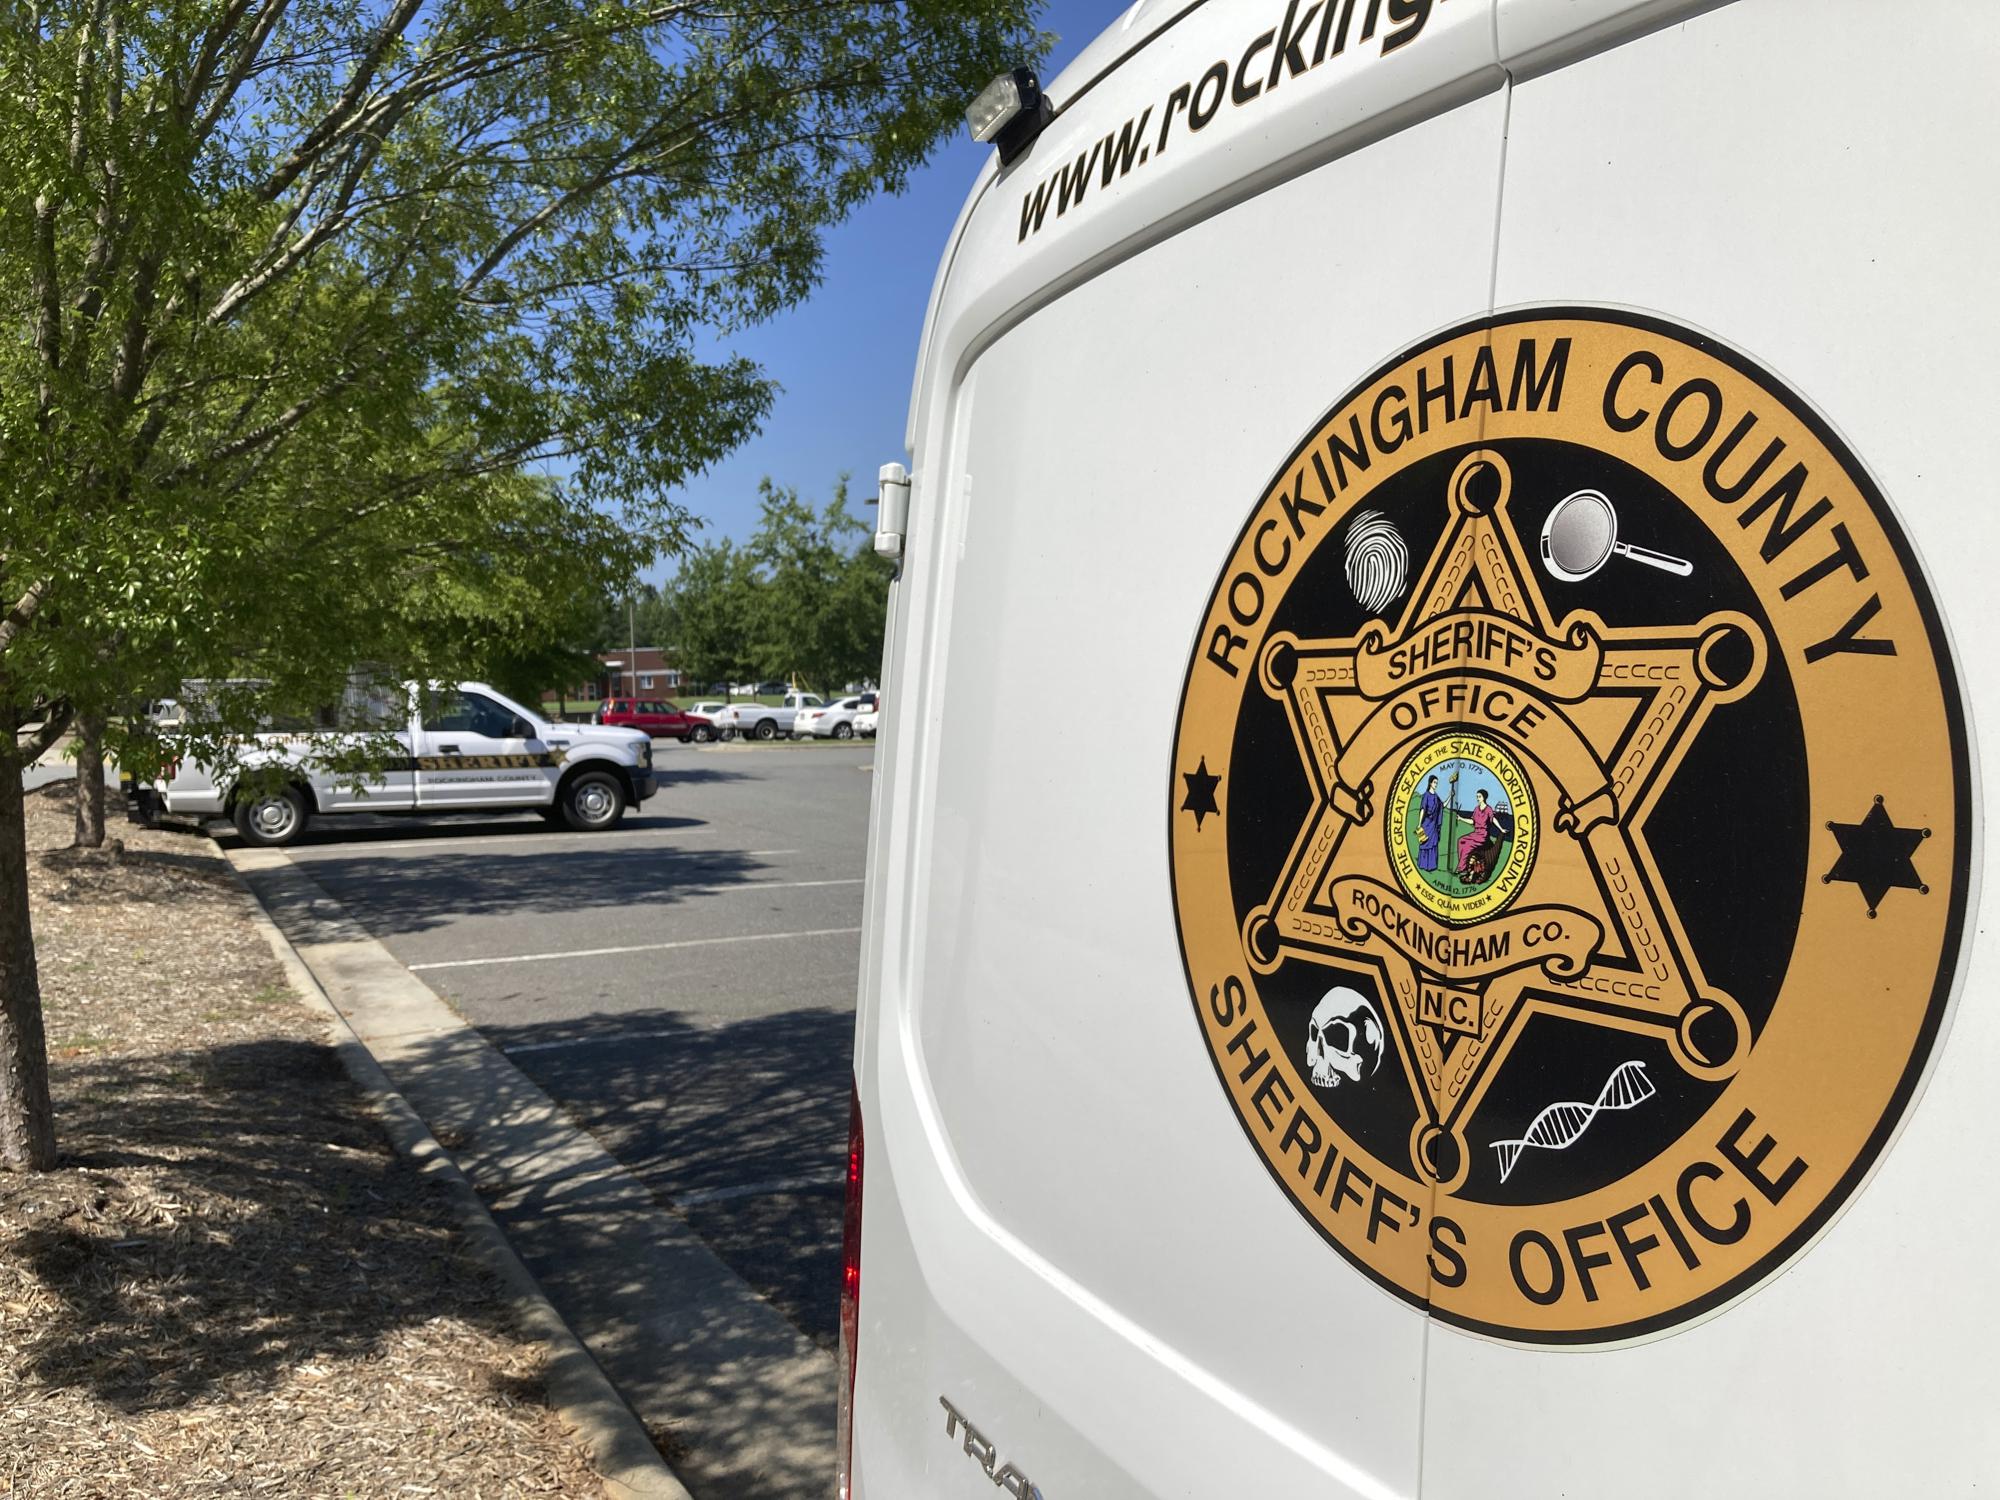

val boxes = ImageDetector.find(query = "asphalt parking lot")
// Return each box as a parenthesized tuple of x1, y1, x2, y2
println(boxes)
(238, 739, 872, 1348)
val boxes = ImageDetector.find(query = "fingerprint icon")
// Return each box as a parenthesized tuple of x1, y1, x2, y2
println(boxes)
(1343, 510, 1409, 614)
(1491, 1060, 1656, 1184)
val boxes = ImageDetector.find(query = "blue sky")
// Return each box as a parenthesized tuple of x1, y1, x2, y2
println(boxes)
(660, 2, 1116, 572)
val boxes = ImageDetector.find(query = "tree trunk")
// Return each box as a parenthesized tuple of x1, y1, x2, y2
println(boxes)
(0, 739, 57, 1171)
(73, 712, 106, 849)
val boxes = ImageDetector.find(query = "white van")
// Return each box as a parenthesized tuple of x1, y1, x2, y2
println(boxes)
(843, 2, 1995, 1496)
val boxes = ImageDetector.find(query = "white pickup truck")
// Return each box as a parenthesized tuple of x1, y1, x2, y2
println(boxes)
(711, 690, 824, 741)
(127, 682, 655, 847)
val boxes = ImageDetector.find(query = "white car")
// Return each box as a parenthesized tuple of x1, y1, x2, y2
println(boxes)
(796, 695, 870, 739)
(853, 700, 879, 739)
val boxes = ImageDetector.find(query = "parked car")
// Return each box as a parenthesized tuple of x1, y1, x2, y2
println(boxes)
(754, 680, 787, 696)
(798, 694, 873, 740)
(689, 702, 734, 739)
(128, 682, 654, 847)
(713, 691, 823, 741)
(853, 696, 879, 739)
(594, 698, 715, 742)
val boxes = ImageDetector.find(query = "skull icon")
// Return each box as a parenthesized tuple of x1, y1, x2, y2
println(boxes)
(1305, 987, 1386, 1089)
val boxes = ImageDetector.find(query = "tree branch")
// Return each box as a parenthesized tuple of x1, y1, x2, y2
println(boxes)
(16, 702, 77, 762)
(30, 194, 62, 422)
(184, 0, 282, 138)
(66, 0, 105, 175)
(0, 582, 51, 656)
(254, 0, 426, 204)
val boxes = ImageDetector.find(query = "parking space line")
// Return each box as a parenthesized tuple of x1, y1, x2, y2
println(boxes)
(718, 877, 861, 892)
(287, 828, 802, 855)
(409, 925, 862, 971)
(674, 1173, 847, 1208)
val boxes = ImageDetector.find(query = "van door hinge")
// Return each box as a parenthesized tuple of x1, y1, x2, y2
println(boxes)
(874, 462, 912, 560)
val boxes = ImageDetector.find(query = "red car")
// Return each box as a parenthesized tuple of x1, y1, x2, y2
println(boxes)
(593, 698, 716, 741)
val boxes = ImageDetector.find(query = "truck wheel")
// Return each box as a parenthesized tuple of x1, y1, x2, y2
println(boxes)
(753, 718, 777, 741)
(832, 722, 854, 740)
(233, 787, 308, 847)
(560, 770, 626, 832)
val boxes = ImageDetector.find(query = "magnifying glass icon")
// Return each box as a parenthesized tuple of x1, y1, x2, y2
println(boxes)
(1539, 489, 1693, 583)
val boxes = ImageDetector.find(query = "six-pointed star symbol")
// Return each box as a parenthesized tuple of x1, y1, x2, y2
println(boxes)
(1181, 758, 1221, 830)
(1825, 796, 1930, 917)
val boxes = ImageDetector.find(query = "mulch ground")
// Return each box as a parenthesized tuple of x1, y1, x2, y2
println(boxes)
(0, 782, 604, 1498)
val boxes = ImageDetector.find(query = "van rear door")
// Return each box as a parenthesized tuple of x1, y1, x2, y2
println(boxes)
(854, 9, 1510, 1494)
(1407, 5, 2000, 1493)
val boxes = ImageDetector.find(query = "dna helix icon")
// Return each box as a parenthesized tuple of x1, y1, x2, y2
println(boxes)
(1491, 1060, 1656, 1184)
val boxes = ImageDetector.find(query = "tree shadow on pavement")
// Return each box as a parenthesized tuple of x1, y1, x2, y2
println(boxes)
(650, 765, 751, 788)
(276, 842, 779, 936)
(358, 1006, 851, 1497)
(446, 1006, 854, 1350)
(6, 1037, 513, 1412)
(264, 810, 705, 849)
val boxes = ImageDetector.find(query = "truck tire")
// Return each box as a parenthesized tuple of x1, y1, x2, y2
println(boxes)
(560, 769, 626, 832)
(753, 718, 777, 741)
(233, 786, 308, 847)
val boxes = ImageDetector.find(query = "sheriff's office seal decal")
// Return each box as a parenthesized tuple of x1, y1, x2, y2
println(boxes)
(1169, 307, 1970, 1345)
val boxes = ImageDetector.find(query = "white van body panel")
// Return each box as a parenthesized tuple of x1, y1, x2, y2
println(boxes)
(1420, 5, 2000, 1494)
(861, 93, 1518, 1496)
(905, 0, 1501, 458)
(1495, 0, 1725, 75)
(857, 2, 1995, 1495)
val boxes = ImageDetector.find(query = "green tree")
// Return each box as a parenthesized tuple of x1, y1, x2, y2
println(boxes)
(636, 587, 678, 660)
(0, 0, 1044, 1168)
(744, 477, 891, 692)
(585, 584, 671, 661)
(667, 541, 759, 696)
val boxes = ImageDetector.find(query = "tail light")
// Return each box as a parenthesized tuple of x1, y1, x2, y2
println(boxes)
(836, 1080, 864, 1499)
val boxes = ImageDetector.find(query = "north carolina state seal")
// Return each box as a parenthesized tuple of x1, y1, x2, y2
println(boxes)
(1169, 307, 1970, 1345)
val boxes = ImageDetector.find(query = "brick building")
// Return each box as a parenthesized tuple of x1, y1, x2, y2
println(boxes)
(553, 647, 683, 706)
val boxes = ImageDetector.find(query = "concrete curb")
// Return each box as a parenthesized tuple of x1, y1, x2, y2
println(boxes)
(229, 860, 694, 1500)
